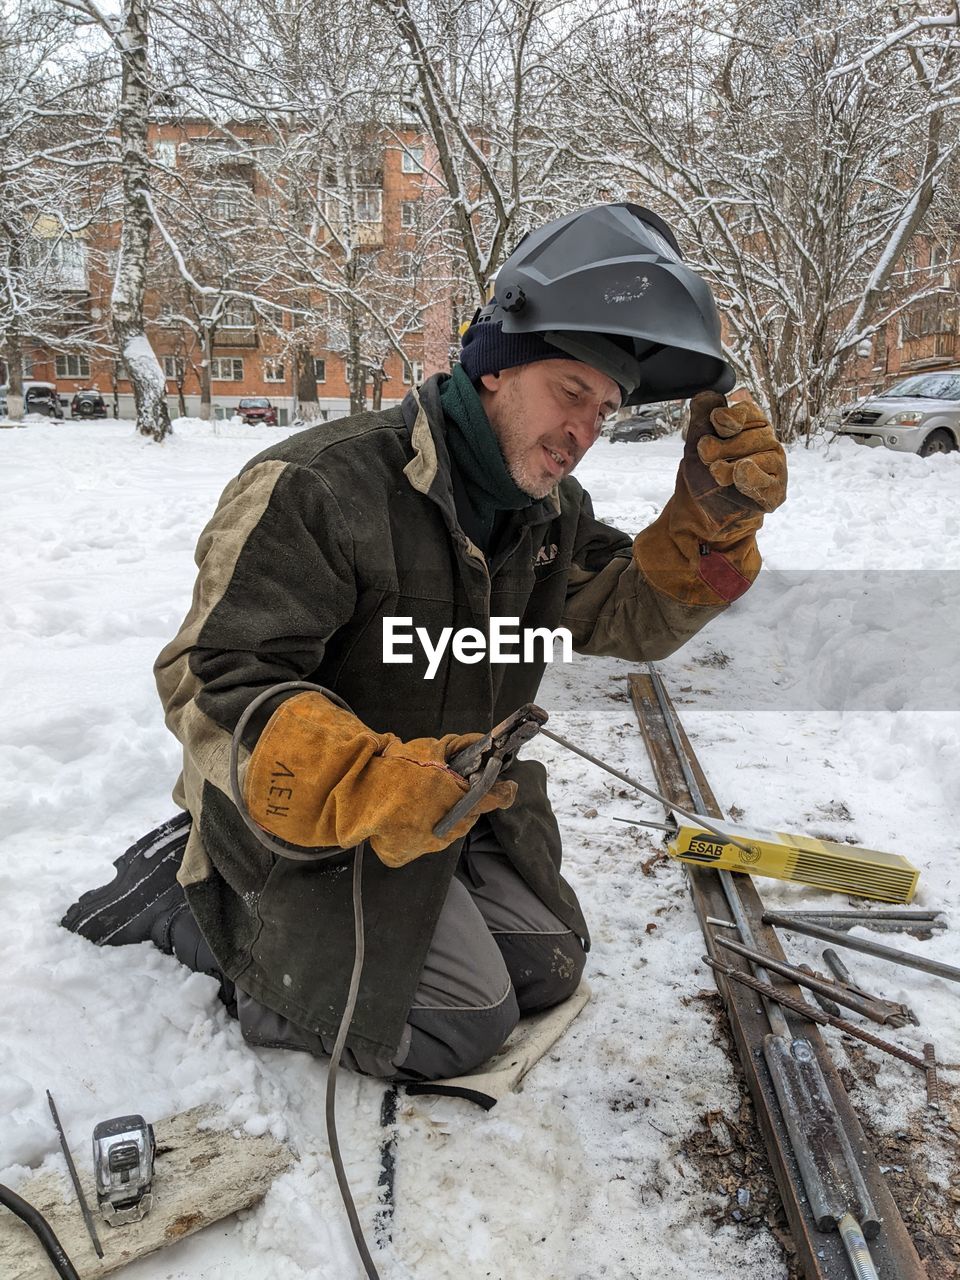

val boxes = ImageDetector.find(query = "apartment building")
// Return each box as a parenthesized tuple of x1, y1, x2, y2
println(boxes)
(11, 119, 454, 423)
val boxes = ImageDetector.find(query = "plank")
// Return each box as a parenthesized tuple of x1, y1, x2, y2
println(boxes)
(0, 1106, 295, 1279)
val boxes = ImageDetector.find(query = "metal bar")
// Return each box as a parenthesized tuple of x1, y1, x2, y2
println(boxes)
(924, 1044, 940, 1112)
(788, 911, 943, 922)
(611, 815, 677, 832)
(46, 1090, 104, 1260)
(789, 911, 946, 938)
(799, 965, 844, 1018)
(538, 725, 757, 857)
(822, 950, 916, 1028)
(763, 912, 960, 985)
(839, 1213, 881, 1280)
(716, 937, 888, 1023)
(704, 958, 927, 1071)
(628, 671, 927, 1280)
(642, 668, 791, 1040)
(823, 948, 855, 987)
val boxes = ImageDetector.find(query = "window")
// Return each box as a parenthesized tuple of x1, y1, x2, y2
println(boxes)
(153, 140, 177, 167)
(901, 300, 956, 340)
(210, 357, 244, 381)
(222, 299, 254, 328)
(163, 356, 185, 379)
(21, 354, 35, 377)
(49, 239, 88, 290)
(401, 200, 418, 229)
(56, 354, 91, 378)
(397, 250, 419, 278)
(214, 189, 243, 221)
(402, 360, 424, 385)
(353, 189, 382, 224)
(263, 357, 286, 382)
(401, 145, 424, 174)
(314, 357, 326, 383)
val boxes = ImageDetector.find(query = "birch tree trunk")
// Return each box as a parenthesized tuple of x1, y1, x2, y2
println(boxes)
(5, 323, 24, 421)
(111, 0, 171, 442)
(295, 344, 320, 422)
(199, 327, 213, 420)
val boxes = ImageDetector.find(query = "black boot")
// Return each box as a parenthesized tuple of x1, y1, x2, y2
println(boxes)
(62, 813, 237, 1015)
(61, 813, 191, 952)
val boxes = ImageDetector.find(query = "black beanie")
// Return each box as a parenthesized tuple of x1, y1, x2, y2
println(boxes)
(459, 321, 576, 384)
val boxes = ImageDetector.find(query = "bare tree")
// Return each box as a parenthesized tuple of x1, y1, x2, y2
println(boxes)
(0, 0, 112, 418)
(376, 0, 616, 315)
(572, 0, 960, 439)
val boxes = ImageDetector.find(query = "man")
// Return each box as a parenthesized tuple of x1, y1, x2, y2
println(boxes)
(64, 203, 786, 1081)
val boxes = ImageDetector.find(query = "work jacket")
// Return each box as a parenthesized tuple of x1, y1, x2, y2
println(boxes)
(155, 374, 727, 1059)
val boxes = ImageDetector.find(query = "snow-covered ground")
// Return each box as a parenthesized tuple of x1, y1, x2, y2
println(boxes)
(1, 415, 957, 1279)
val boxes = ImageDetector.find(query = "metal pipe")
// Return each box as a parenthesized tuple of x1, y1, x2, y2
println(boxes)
(763, 912, 960, 985)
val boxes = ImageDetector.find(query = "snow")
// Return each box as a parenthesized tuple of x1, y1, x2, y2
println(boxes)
(1, 417, 957, 1278)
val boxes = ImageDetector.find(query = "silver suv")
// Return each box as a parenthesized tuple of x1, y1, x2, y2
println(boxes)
(836, 371, 960, 456)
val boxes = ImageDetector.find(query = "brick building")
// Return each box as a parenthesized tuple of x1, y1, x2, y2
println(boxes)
(9, 120, 458, 423)
(836, 238, 960, 405)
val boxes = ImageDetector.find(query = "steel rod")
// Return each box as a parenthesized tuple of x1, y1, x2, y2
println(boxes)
(763, 912, 960, 985)
(716, 937, 896, 1026)
(46, 1091, 103, 1259)
(704, 958, 928, 1071)
(538, 725, 757, 857)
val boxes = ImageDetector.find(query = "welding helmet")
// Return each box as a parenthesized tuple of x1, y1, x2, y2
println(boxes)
(460, 202, 735, 406)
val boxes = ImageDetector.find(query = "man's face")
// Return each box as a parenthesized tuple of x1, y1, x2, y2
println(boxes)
(478, 359, 622, 499)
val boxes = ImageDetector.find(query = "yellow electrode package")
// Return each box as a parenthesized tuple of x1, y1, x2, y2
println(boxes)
(668, 817, 919, 904)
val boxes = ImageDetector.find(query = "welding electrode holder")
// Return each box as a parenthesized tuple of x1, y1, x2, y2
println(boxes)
(433, 703, 549, 840)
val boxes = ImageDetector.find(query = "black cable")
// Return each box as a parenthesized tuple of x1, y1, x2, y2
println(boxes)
(229, 681, 382, 1280)
(0, 1183, 82, 1280)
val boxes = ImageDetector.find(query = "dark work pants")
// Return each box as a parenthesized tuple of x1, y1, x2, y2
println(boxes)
(232, 820, 586, 1080)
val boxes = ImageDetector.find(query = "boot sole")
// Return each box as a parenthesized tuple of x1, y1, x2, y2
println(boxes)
(61, 812, 192, 946)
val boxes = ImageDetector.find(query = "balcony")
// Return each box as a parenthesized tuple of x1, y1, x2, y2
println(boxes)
(900, 330, 957, 370)
(215, 327, 259, 349)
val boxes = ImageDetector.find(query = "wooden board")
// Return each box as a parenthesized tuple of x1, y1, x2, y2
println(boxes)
(629, 671, 926, 1280)
(406, 981, 591, 1109)
(0, 1107, 295, 1279)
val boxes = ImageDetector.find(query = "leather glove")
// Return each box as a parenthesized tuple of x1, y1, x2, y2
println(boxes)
(684, 392, 787, 526)
(242, 693, 517, 868)
(632, 391, 786, 605)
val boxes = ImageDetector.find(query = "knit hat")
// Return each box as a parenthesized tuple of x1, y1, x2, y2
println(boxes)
(459, 320, 630, 400)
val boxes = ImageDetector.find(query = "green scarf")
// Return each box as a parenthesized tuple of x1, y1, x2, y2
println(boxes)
(440, 364, 531, 551)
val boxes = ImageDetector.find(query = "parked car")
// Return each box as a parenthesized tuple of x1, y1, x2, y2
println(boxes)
(608, 402, 679, 443)
(237, 397, 278, 426)
(2, 381, 66, 419)
(71, 389, 107, 419)
(835, 371, 960, 457)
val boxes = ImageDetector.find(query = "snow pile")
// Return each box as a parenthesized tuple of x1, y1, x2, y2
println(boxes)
(0, 420, 956, 1278)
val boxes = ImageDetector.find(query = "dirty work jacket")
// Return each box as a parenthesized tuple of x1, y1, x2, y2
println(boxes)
(154, 374, 727, 1060)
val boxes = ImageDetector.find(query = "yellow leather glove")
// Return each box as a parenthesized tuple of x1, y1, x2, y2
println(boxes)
(243, 693, 517, 868)
(633, 391, 786, 605)
(686, 393, 787, 523)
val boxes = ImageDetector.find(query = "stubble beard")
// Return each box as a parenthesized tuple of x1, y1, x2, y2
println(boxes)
(492, 384, 557, 500)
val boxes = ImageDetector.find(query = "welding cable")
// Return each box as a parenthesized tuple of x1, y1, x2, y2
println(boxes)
(0, 1183, 82, 1280)
(230, 681, 382, 1280)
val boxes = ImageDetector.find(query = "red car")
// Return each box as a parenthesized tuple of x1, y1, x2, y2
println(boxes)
(237, 397, 278, 426)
